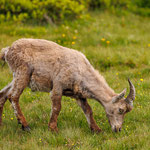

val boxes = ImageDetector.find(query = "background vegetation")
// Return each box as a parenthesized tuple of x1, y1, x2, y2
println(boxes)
(0, 0, 150, 150)
(0, 0, 150, 23)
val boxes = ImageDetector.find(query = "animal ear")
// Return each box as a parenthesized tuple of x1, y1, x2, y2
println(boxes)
(112, 88, 126, 103)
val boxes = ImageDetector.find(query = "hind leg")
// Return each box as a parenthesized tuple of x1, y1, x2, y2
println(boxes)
(0, 83, 12, 125)
(7, 65, 33, 131)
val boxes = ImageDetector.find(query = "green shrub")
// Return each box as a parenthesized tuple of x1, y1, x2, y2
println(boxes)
(87, 0, 150, 17)
(129, 0, 150, 16)
(87, 0, 131, 10)
(0, 0, 85, 23)
(0, 0, 150, 24)
(133, 0, 150, 8)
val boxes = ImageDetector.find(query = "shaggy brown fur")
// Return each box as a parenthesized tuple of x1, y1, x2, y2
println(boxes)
(0, 38, 135, 132)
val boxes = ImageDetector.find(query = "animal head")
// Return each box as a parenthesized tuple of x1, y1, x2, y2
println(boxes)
(105, 79, 135, 132)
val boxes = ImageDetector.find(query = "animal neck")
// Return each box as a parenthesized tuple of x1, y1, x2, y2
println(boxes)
(85, 70, 117, 107)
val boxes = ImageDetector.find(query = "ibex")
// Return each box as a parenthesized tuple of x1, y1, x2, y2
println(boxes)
(0, 38, 135, 132)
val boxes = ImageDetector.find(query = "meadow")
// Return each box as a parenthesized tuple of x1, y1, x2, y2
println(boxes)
(0, 11, 150, 150)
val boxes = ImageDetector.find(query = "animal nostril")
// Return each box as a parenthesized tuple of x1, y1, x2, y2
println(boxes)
(114, 127, 117, 132)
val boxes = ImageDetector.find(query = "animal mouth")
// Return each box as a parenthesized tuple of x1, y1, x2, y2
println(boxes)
(112, 126, 122, 132)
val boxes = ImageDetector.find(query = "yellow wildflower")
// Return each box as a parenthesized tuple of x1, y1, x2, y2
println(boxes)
(10, 117, 14, 120)
(73, 36, 77, 40)
(101, 38, 105, 42)
(140, 78, 143, 82)
(3, 114, 5, 117)
(62, 34, 66, 37)
(106, 41, 110, 44)
(72, 41, 75, 45)
(148, 44, 150, 47)
(116, 73, 119, 75)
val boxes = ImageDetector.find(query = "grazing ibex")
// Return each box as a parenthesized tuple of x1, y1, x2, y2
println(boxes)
(0, 38, 135, 132)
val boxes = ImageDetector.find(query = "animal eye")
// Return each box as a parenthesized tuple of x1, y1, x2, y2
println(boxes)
(111, 111, 114, 114)
(119, 108, 124, 114)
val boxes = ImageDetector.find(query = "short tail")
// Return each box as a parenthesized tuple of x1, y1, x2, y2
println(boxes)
(0, 46, 10, 61)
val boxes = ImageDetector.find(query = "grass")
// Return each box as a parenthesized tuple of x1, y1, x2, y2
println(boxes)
(0, 11, 150, 150)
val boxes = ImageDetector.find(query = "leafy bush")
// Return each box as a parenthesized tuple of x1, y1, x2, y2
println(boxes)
(87, 0, 150, 9)
(0, 0, 150, 24)
(0, 0, 85, 23)
(87, 0, 150, 17)
(133, 0, 150, 8)
(129, 0, 150, 16)
(87, 0, 131, 10)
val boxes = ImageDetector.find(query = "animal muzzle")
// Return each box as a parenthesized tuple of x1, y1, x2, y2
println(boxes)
(112, 125, 122, 132)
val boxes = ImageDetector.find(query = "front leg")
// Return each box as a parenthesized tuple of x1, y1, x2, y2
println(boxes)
(76, 98, 102, 133)
(0, 82, 12, 125)
(48, 86, 62, 132)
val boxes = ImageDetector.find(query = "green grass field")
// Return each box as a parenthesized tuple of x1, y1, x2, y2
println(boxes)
(0, 11, 150, 150)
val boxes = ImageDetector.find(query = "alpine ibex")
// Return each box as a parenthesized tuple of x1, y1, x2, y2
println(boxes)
(0, 38, 135, 132)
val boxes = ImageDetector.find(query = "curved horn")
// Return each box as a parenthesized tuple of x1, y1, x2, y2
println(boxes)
(125, 79, 135, 105)
(112, 88, 126, 103)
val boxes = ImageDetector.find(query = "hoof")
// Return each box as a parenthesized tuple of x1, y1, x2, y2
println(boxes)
(17, 120, 21, 124)
(91, 127, 102, 134)
(48, 126, 59, 133)
(48, 123, 59, 133)
(22, 125, 31, 132)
